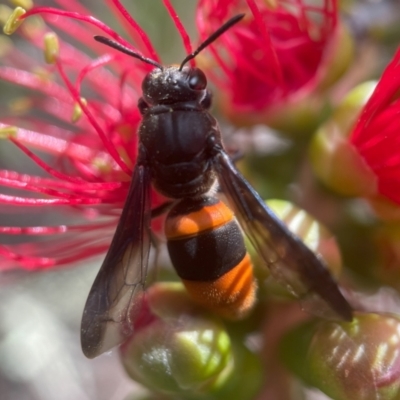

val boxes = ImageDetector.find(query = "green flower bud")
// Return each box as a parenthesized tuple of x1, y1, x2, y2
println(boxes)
(248, 199, 342, 300)
(281, 313, 400, 400)
(267, 199, 342, 278)
(121, 283, 232, 395)
(309, 82, 378, 197)
(122, 314, 233, 395)
(331, 81, 377, 132)
(121, 283, 263, 399)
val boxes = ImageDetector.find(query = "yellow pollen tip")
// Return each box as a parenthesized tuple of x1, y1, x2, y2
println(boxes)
(44, 32, 59, 64)
(10, 0, 33, 11)
(0, 126, 18, 139)
(3, 6, 26, 35)
(71, 98, 87, 123)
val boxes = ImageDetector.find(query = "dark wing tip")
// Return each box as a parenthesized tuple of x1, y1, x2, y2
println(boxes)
(80, 308, 104, 358)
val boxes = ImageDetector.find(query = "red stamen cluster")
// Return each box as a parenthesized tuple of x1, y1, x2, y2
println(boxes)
(350, 48, 400, 205)
(0, 0, 173, 270)
(196, 0, 338, 112)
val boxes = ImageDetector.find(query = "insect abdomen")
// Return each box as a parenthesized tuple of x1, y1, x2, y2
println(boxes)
(165, 196, 256, 319)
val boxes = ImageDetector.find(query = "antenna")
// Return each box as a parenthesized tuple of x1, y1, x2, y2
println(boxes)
(179, 14, 245, 71)
(94, 36, 163, 69)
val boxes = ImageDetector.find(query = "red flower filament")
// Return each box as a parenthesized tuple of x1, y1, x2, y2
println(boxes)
(196, 0, 338, 112)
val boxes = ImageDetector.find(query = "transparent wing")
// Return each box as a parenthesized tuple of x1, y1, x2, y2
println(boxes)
(213, 150, 352, 321)
(81, 164, 152, 358)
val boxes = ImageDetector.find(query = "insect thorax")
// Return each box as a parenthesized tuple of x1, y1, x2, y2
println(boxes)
(139, 107, 220, 198)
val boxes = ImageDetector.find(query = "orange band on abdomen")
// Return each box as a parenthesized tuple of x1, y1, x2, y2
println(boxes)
(165, 200, 234, 239)
(182, 253, 256, 320)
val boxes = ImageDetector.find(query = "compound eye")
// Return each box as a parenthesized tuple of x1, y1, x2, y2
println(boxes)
(188, 68, 207, 90)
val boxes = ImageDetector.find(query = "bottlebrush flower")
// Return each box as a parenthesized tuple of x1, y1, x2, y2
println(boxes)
(195, 0, 351, 131)
(0, 0, 170, 270)
(310, 47, 400, 219)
